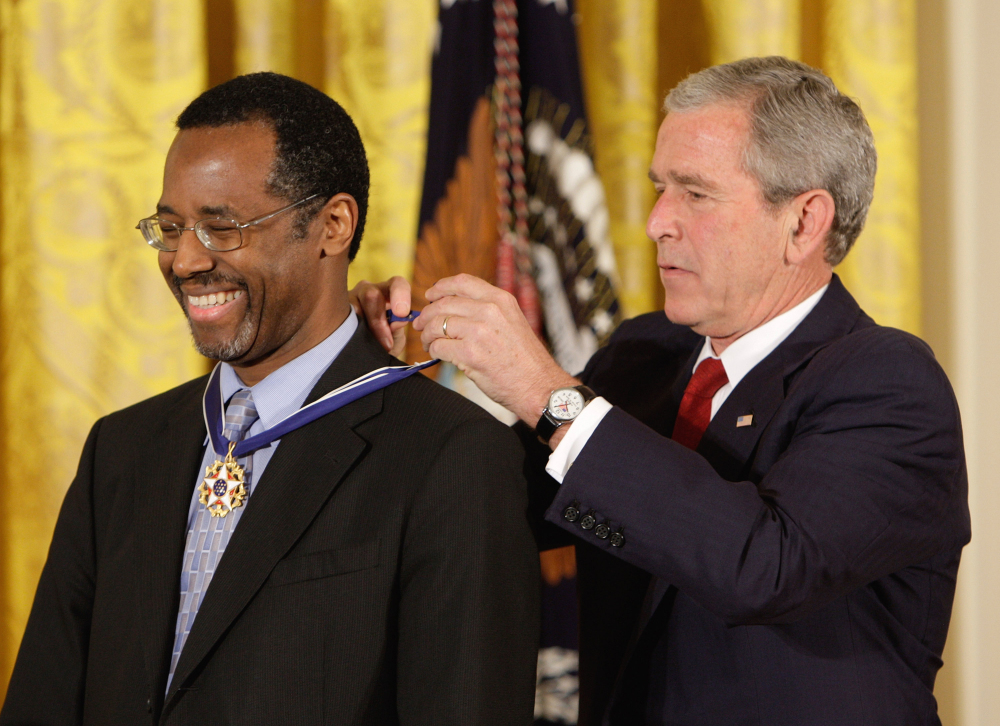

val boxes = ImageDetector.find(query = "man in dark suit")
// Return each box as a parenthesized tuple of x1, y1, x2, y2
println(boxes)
(361, 56, 970, 724)
(0, 72, 540, 725)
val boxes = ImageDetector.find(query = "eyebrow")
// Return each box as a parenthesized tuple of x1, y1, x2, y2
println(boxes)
(155, 203, 238, 218)
(670, 171, 721, 192)
(647, 169, 721, 193)
(199, 204, 237, 218)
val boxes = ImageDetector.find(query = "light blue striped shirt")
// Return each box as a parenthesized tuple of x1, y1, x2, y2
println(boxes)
(191, 310, 358, 513)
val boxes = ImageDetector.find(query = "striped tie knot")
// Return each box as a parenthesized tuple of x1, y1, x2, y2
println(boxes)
(223, 389, 258, 442)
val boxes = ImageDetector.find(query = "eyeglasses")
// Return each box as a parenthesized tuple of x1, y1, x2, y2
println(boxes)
(136, 194, 321, 252)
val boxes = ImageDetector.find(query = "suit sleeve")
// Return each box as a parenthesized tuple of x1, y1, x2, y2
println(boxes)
(547, 330, 970, 625)
(0, 420, 102, 726)
(395, 418, 540, 726)
(511, 335, 623, 553)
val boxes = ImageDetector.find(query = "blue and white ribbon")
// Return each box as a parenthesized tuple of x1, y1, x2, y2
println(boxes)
(203, 359, 440, 458)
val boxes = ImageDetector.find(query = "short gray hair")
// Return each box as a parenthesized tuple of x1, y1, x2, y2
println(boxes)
(665, 56, 876, 265)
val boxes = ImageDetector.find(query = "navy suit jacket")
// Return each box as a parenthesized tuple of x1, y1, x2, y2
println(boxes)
(526, 276, 970, 725)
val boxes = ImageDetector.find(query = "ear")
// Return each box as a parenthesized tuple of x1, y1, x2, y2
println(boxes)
(317, 193, 359, 258)
(784, 189, 835, 266)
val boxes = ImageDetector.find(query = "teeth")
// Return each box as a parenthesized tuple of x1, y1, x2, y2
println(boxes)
(188, 290, 243, 309)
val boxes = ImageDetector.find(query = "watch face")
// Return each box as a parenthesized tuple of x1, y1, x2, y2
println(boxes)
(548, 388, 586, 421)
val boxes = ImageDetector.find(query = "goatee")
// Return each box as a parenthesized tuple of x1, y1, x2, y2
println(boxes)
(171, 271, 255, 361)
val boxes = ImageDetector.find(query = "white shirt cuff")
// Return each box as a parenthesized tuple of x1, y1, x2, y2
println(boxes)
(544, 396, 613, 484)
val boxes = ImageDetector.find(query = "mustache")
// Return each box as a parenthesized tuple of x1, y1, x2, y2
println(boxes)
(171, 271, 248, 293)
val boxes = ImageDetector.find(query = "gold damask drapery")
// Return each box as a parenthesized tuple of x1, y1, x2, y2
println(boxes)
(825, 0, 921, 333)
(0, 0, 921, 699)
(0, 0, 209, 696)
(576, 0, 660, 316)
(324, 0, 436, 292)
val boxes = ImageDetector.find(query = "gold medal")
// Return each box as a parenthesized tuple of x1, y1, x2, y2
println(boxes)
(198, 442, 248, 518)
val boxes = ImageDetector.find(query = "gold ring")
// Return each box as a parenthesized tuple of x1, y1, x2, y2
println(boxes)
(442, 316, 452, 339)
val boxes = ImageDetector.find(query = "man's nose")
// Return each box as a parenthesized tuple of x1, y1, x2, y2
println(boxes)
(170, 230, 216, 278)
(646, 192, 680, 243)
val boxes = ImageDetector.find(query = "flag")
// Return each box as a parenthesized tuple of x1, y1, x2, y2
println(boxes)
(409, 0, 623, 375)
(411, 3, 624, 722)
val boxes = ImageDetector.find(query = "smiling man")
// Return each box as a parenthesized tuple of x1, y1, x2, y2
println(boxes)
(360, 57, 970, 725)
(0, 73, 539, 726)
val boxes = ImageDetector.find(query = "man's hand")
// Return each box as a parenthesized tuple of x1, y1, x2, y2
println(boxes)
(349, 276, 413, 358)
(413, 274, 577, 427)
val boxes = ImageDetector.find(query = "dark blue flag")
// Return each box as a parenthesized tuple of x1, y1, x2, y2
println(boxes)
(411, 4, 624, 721)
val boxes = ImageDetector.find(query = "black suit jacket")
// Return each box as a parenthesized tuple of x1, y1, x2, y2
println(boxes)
(2, 323, 540, 726)
(525, 276, 970, 725)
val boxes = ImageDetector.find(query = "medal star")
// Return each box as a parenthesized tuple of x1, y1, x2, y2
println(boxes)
(199, 457, 248, 518)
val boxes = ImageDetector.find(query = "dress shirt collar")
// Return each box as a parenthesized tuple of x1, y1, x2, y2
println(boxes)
(218, 310, 359, 430)
(694, 284, 829, 391)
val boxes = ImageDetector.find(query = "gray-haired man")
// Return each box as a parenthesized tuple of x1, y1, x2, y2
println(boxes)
(360, 56, 970, 725)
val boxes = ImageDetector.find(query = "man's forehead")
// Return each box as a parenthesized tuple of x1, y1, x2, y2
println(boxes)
(165, 124, 275, 180)
(161, 123, 277, 208)
(167, 123, 276, 163)
(650, 104, 752, 176)
(658, 103, 750, 144)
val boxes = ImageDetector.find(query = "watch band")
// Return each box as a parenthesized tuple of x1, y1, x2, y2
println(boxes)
(536, 385, 596, 443)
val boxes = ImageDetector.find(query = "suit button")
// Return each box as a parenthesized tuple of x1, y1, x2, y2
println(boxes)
(146, 698, 152, 713)
(580, 511, 597, 530)
(609, 530, 625, 548)
(563, 501, 581, 523)
(594, 522, 610, 539)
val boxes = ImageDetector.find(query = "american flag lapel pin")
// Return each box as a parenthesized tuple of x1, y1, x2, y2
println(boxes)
(736, 414, 754, 428)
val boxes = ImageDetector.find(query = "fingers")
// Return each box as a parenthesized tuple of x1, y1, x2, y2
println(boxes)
(413, 282, 512, 337)
(388, 324, 407, 359)
(426, 335, 466, 367)
(424, 273, 502, 303)
(349, 279, 402, 352)
(419, 313, 454, 352)
(386, 275, 412, 317)
(416, 300, 496, 352)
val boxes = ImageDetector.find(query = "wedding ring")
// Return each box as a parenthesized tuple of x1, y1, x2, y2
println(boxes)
(442, 316, 452, 339)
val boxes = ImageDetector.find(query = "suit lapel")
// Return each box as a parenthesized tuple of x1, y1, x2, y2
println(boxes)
(698, 274, 865, 483)
(665, 345, 699, 434)
(165, 323, 395, 705)
(136, 381, 210, 716)
(697, 353, 786, 482)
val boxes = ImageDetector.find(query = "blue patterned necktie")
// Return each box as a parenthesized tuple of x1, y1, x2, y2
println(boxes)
(167, 389, 259, 692)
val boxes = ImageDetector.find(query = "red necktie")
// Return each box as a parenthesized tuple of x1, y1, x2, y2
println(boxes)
(672, 357, 729, 450)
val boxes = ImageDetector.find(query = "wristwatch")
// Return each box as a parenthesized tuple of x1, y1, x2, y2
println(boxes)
(535, 385, 597, 443)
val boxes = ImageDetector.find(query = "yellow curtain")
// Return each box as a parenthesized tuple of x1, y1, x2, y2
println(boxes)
(576, 0, 659, 317)
(324, 0, 436, 289)
(704, 0, 800, 63)
(234, 0, 297, 76)
(0, 0, 207, 695)
(824, 0, 921, 333)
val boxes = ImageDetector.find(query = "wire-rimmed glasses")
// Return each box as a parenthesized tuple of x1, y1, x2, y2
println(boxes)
(136, 194, 321, 252)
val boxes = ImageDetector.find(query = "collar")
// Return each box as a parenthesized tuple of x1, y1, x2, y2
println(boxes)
(218, 311, 359, 431)
(694, 284, 829, 390)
